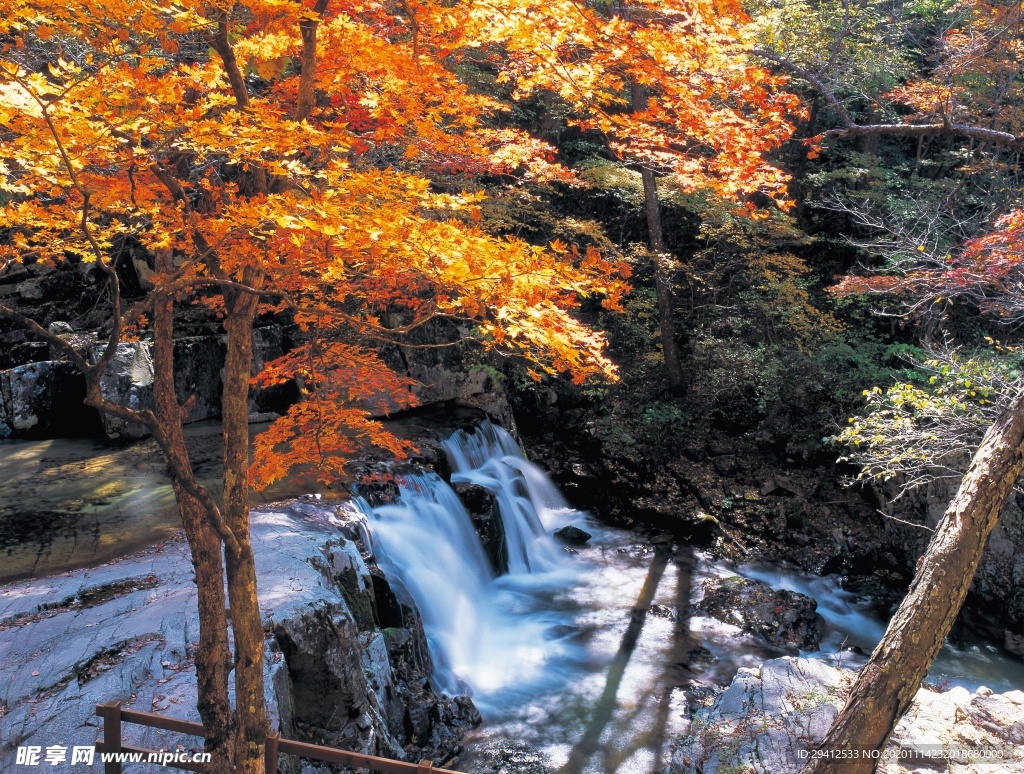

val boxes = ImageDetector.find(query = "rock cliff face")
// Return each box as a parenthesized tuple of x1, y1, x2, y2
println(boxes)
(0, 316, 514, 441)
(0, 326, 289, 441)
(875, 474, 1024, 639)
(0, 499, 480, 772)
(511, 381, 886, 571)
(671, 657, 1024, 774)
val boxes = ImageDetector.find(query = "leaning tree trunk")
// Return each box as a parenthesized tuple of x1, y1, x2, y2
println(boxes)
(222, 271, 269, 774)
(806, 391, 1024, 774)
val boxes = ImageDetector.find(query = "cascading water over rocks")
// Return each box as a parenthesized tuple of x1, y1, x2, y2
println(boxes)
(354, 421, 581, 701)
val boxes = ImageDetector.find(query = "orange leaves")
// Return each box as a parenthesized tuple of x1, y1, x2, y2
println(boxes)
(803, 134, 824, 160)
(468, 0, 801, 206)
(462, 129, 578, 184)
(2, 0, 631, 488)
(250, 400, 416, 489)
(249, 343, 418, 489)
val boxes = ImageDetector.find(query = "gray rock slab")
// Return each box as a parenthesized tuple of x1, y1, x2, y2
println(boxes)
(671, 656, 1024, 773)
(0, 501, 359, 771)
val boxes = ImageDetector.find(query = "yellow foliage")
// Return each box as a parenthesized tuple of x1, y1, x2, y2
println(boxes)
(0, 0, 635, 486)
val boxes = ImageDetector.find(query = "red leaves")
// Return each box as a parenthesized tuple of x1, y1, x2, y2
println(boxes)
(831, 209, 1024, 320)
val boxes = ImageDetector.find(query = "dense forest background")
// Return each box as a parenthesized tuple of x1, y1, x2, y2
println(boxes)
(475, 0, 1024, 626)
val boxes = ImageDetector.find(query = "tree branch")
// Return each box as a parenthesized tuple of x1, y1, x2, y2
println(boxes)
(752, 48, 856, 128)
(0, 305, 91, 373)
(753, 48, 1024, 150)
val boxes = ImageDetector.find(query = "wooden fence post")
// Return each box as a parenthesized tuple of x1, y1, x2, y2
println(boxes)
(92, 698, 463, 773)
(96, 700, 123, 774)
(264, 730, 280, 774)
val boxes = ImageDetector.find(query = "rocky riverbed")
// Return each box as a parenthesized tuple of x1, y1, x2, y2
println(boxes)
(0, 498, 480, 772)
(671, 656, 1024, 773)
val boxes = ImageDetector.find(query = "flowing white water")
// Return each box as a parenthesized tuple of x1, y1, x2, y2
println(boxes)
(354, 421, 1024, 771)
(737, 562, 1024, 693)
(443, 424, 564, 572)
(358, 423, 581, 700)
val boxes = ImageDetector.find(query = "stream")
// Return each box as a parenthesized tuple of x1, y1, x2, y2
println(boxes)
(356, 422, 1024, 773)
(2, 419, 1023, 772)
(0, 421, 330, 583)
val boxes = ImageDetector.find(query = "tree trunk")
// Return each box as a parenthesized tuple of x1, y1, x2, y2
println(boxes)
(151, 250, 237, 773)
(806, 391, 1024, 774)
(858, 104, 881, 158)
(179, 492, 237, 774)
(295, 0, 329, 121)
(640, 168, 686, 393)
(222, 274, 269, 774)
(793, 96, 819, 229)
(631, 81, 685, 393)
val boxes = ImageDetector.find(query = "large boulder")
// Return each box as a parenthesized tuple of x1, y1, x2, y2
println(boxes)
(172, 336, 226, 425)
(0, 500, 480, 772)
(698, 576, 823, 652)
(0, 360, 98, 438)
(93, 341, 155, 440)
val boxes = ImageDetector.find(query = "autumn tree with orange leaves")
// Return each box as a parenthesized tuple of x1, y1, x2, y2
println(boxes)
(0, 0, 805, 772)
(0, 1, 630, 771)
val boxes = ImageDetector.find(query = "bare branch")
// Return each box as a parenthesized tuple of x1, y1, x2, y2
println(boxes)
(752, 48, 856, 128)
(753, 49, 1024, 150)
(823, 0, 853, 75)
(0, 304, 91, 373)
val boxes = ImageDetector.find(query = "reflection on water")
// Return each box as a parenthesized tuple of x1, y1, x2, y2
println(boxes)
(0, 435, 183, 582)
(375, 423, 1024, 773)
(0, 406, 492, 585)
(0, 422, 328, 583)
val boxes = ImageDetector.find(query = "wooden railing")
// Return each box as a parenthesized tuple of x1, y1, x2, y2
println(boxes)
(95, 701, 461, 774)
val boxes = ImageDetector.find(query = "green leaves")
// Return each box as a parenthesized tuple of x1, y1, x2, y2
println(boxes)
(834, 348, 1023, 491)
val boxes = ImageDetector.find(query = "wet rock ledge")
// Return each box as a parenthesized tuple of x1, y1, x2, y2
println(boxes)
(671, 657, 1024, 773)
(0, 498, 480, 772)
(697, 576, 823, 652)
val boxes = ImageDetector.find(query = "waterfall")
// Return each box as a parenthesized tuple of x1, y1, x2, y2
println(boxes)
(442, 423, 564, 574)
(355, 421, 581, 702)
